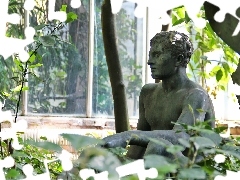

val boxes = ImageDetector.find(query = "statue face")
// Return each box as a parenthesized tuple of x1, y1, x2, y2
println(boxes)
(148, 43, 178, 80)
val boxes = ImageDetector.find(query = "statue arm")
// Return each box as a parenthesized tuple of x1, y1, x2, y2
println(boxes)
(127, 89, 208, 146)
(173, 88, 209, 130)
(127, 85, 151, 159)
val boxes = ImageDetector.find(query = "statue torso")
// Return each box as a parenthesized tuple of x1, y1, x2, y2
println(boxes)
(142, 82, 213, 130)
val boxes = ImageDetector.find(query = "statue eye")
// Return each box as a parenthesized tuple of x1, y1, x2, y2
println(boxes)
(153, 52, 160, 57)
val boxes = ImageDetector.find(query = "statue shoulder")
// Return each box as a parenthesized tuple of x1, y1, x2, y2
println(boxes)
(140, 83, 161, 96)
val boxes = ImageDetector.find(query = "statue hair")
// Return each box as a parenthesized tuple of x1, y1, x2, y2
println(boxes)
(150, 31, 194, 67)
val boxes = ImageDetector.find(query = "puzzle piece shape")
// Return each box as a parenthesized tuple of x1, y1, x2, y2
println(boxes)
(0, 156, 15, 180)
(48, 0, 67, 22)
(79, 169, 109, 180)
(116, 159, 158, 180)
(111, 0, 206, 28)
(0, 0, 35, 62)
(0, 103, 28, 150)
(79, 159, 158, 180)
(206, 0, 240, 36)
(110, 0, 240, 36)
(71, 0, 82, 8)
(21, 159, 56, 180)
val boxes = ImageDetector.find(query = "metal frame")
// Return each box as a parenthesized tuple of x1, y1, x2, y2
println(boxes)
(86, 0, 95, 118)
(22, 1, 148, 118)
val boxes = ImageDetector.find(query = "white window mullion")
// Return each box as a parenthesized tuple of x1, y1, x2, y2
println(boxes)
(22, 9, 30, 115)
(86, 0, 95, 118)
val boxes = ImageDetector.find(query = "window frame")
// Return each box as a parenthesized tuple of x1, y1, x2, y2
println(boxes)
(21, 1, 148, 119)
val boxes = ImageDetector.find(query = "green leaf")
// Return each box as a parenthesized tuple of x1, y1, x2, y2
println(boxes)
(172, 18, 185, 26)
(28, 51, 36, 63)
(24, 139, 62, 152)
(34, 24, 45, 31)
(39, 35, 56, 46)
(5, 169, 20, 179)
(60, 5, 67, 12)
(29, 63, 43, 69)
(222, 62, 230, 73)
(40, 136, 47, 141)
(178, 138, 190, 148)
(66, 12, 78, 23)
(22, 86, 29, 91)
(188, 104, 194, 114)
(60, 133, 102, 151)
(11, 85, 24, 92)
(144, 155, 178, 174)
(166, 145, 184, 154)
(190, 136, 215, 149)
(214, 126, 228, 133)
(179, 168, 206, 179)
(200, 130, 222, 146)
(216, 69, 223, 81)
(185, 11, 191, 23)
(196, 108, 205, 113)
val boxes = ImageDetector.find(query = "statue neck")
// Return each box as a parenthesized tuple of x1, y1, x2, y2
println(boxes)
(161, 68, 188, 93)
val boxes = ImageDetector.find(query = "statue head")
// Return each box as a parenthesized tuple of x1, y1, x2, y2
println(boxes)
(150, 31, 194, 68)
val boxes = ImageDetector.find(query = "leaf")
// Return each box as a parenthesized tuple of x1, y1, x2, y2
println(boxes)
(22, 86, 29, 91)
(29, 63, 43, 69)
(166, 145, 184, 154)
(61, 5, 67, 12)
(39, 35, 56, 46)
(190, 136, 215, 149)
(40, 136, 47, 141)
(178, 138, 190, 148)
(179, 168, 206, 179)
(24, 139, 62, 152)
(66, 12, 78, 23)
(200, 130, 222, 146)
(216, 69, 223, 81)
(214, 126, 228, 134)
(5, 169, 20, 179)
(60, 133, 102, 151)
(28, 51, 36, 63)
(144, 155, 178, 174)
(196, 108, 205, 113)
(11, 85, 22, 92)
(188, 104, 194, 114)
(34, 24, 45, 31)
(172, 18, 185, 26)
(222, 62, 230, 73)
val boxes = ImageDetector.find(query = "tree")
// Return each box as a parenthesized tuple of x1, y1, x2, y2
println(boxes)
(101, 0, 130, 133)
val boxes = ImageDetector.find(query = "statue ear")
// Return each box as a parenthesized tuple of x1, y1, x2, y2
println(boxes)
(175, 54, 184, 67)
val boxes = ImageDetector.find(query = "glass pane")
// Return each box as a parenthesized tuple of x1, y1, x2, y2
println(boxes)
(0, 2, 25, 113)
(28, 0, 89, 114)
(93, 1, 144, 117)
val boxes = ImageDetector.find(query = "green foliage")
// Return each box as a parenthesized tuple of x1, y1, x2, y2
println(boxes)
(172, 6, 239, 96)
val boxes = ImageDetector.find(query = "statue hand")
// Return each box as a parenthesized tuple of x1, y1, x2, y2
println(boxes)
(102, 132, 129, 148)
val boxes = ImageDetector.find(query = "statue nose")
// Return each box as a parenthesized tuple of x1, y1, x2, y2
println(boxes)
(147, 59, 154, 65)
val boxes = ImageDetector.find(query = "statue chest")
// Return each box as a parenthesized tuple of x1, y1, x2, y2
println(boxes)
(144, 90, 185, 130)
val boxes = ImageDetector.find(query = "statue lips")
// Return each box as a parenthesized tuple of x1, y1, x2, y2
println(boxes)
(150, 66, 156, 72)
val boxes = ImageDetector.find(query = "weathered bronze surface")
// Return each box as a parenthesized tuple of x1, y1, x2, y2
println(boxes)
(103, 31, 215, 160)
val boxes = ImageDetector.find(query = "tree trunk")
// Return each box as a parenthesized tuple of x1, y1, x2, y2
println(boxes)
(101, 0, 130, 133)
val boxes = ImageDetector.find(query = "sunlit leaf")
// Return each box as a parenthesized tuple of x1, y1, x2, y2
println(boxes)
(66, 12, 78, 23)
(60, 133, 103, 151)
(60, 5, 67, 12)
(24, 139, 62, 152)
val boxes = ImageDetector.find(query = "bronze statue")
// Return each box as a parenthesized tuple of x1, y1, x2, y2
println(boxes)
(102, 31, 215, 160)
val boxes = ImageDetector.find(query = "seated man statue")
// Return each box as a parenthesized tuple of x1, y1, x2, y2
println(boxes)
(102, 31, 215, 160)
